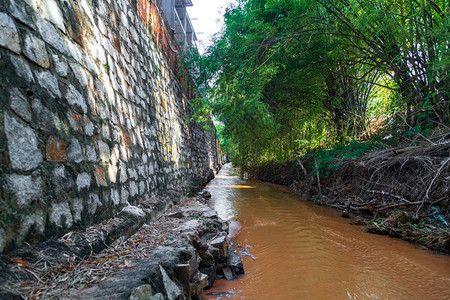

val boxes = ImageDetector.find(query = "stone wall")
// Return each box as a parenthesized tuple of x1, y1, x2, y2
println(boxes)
(0, 0, 220, 252)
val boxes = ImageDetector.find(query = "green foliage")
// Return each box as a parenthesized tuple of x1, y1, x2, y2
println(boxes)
(185, 0, 450, 168)
(187, 97, 213, 129)
(303, 138, 384, 177)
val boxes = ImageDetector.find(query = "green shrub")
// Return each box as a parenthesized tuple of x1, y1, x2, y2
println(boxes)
(302, 138, 385, 177)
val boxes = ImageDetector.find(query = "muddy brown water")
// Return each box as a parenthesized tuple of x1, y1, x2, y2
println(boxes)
(201, 163, 450, 300)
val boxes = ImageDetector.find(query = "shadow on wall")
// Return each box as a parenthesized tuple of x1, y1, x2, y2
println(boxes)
(0, 0, 220, 252)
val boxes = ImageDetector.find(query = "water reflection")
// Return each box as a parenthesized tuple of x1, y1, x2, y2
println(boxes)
(203, 163, 450, 300)
(204, 164, 241, 221)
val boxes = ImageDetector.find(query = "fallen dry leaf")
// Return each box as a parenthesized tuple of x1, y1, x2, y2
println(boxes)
(11, 257, 31, 268)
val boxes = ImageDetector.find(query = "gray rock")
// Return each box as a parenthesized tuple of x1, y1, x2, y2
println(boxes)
(80, 260, 163, 299)
(23, 32, 49, 68)
(208, 246, 222, 262)
(129, 181, 139, 197)
(152, 244, 198, 276)
(128, 168, 138, 180)
(97, 16, 107, 35)
(40, 0, 65, 32)
(200, 250, 215, 268)
(10, 88, 31, 122)
(121, 187, 129, 204)
(139, 181, 146, 195)
(4, 113, 43, 171)
(86, 145, 97, 162)
(202, 210, 217, 219)
(222, 267, 236, 280)
(23, 0, 38, 9)
(205, 291, 236, 298)
(192, 272, 209, 296)
(0, 228, 5, 253)
(51, 165, 74, 193)
(149, 293, 164, 300)
(103, 37, 116, 60)
(88, 193, 101, 215)
(67, 138, 83, 163)
(84, 118, 94, 136)
(50, 202, 73, 228)
(110, 189, 120, 205)
(199, 264, 216, 289)
(52, 54, 68, 77)
(76, 172, 91, 191)
(225, 247, 244, 276)
(120, 206, 145, 219)
(6, 0, 36, 30)
(173, 263, 191, 292)
(69, 61, 90, 87)
(129, 284, 153, 300)
(32, 98, 55, 130)
(66, 40, 83, 63)
(79, 260, 157, 299)
(201, 191, 212, 199)
(83, 54, 98, 74)
(107, 164, 118, 185)
(148, 162, 155, 175)
(98, 140, 110, 162)
(209, 235, 230, 258)
(18, 210, 45, 244)
(159, 265, 182, 300)
(34, 70, 61, 98)
(36, 15, 68, 54)
(9, 54, 34, 83)
(71, 198, 83, 222)
(66, 110, 83, 132)
(6, 174, 42, 207)
(119, 160, 128, 183)
(167, 212, 184, 219)
(65, 84, 87, 114)
(0, 12, 21, 54)
(99, 103, 110, 120)
(178, 219, 203, 233)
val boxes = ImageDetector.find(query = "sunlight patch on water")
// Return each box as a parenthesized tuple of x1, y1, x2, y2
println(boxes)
(251, 218, 278, 227)
(215, 175, 240, 179)
(208, 185, 256, 189)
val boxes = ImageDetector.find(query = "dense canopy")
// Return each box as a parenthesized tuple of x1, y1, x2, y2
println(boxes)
(187, 0, 449, 169)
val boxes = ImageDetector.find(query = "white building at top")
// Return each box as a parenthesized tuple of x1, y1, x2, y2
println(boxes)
(160, 0, 197, 51)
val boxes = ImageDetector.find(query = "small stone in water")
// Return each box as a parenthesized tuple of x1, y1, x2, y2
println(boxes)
(222, 267, 236, 280)
(207, 291, 236, 298)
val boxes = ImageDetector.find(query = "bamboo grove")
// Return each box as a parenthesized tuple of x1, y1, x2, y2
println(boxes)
(185, 0, 449, 169)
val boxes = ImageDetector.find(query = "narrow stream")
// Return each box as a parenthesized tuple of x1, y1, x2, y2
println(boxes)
(202, 163, 450, 299)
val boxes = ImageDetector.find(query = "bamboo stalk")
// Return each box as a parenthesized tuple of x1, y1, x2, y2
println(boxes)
(314, 157, 322, 197)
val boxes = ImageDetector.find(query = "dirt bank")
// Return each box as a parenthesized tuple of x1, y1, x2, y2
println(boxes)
(256, 142, 450, 253)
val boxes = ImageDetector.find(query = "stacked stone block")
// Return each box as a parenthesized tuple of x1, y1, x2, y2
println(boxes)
(0, 0, 220, 252)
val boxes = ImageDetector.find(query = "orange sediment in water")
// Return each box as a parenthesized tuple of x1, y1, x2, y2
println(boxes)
(203, 164, 450, 299)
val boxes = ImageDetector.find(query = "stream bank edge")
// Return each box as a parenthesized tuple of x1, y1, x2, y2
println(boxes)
(254, 144, 450, 254)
